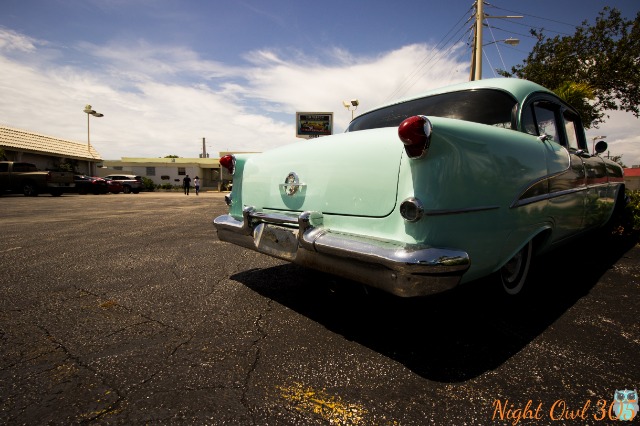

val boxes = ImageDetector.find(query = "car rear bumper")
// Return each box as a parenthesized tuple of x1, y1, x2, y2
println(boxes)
(213, 207, 470, 297)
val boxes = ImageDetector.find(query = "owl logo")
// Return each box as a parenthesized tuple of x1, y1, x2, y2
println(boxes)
(613, 389, 638, 421)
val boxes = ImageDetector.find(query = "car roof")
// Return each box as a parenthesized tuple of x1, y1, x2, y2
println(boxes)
(372, 78, 554, 112)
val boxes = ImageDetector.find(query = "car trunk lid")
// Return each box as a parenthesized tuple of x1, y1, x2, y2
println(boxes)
(239, 128, 402, 217)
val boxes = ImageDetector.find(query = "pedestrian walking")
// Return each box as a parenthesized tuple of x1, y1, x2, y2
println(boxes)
(194, 176, 200, 195)
(183, 174, 191, 195)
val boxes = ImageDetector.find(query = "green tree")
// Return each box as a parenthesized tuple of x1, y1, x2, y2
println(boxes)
(608, 154, 627, 168)
(164, 155, 180, 158)
(500, 7, 640, 128)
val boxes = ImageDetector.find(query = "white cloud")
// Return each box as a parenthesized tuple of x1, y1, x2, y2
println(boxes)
(1, 27, 639, 168)
(594, 109, 640, 167)
(0, 29, 470, 159)
(0, 27, 39, 52)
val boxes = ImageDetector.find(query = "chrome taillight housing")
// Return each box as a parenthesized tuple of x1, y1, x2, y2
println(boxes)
(400, 197, 424, 222)
(398, 115, 432, 159)
(219, 154, 235, 175)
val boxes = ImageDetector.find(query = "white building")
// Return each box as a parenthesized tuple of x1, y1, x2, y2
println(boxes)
(100, 156, 232, 190)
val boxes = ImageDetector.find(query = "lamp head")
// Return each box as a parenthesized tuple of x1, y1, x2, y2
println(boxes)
(351, 99, 359, 107)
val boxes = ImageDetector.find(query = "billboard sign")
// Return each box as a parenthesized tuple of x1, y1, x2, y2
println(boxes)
(296, 112, 333, 139)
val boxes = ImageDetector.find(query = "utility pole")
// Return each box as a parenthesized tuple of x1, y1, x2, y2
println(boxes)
(469, 0, 484, 81)
(469, 0, 522, 81)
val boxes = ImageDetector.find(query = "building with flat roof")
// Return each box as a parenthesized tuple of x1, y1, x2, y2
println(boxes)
(624, 167, 640, 191)
(100, 156, 227, 190)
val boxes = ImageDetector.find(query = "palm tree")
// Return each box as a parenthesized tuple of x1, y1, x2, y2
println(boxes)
(553, 81, 597, 127)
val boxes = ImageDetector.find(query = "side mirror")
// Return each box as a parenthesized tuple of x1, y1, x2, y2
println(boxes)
(594, 140, 608, 154)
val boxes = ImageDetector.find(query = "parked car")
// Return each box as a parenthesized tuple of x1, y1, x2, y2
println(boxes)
(213, 78, 626, 297)
(102, 177, 123, 194)
(0, 161, 74, 196)
(102, 174, 143, 194)
(74, 175, 108, 195)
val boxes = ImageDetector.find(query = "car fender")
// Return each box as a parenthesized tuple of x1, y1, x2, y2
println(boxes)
(495, 223, 553, 274)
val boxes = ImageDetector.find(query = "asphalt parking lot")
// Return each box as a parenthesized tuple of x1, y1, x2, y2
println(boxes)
(1, 191, 639, 425)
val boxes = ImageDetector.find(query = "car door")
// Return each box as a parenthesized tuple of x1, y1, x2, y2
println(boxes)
(562, 109, 610, 229)
(521, 98, 588, 242)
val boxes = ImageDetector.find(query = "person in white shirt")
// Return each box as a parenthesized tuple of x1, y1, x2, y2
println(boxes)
(194, 176, 200, 195)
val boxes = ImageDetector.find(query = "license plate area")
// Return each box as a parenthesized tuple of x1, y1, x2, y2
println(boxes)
(254, 223, 299, 261)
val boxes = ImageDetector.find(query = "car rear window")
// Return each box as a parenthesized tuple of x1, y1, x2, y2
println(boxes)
(346, 89, 517, 132)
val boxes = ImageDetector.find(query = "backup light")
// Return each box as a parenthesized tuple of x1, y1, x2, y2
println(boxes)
(398, 115, 432, 159)
(400, 197, 424, 222)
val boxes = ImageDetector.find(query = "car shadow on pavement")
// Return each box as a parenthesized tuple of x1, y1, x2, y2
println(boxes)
(230, 232, 639, 382)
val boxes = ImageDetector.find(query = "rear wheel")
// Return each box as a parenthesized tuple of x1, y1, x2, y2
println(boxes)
(123, 186, 131, 194)
(22, 181, 38, 196)
(499, 240, 532, 296)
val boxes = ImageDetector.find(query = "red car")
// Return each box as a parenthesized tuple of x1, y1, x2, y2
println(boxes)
(74, 175, 108, 195)
(102, 177, 124, 194)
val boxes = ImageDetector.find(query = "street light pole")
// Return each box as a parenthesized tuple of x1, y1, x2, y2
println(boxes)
(83, 104, 104, 151)
(342, 99, 359, 120)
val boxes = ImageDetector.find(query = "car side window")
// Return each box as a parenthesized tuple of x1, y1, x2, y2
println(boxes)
(521, 106, 537, 135)
(533, 103, 560, 144)
(563, 111, 580, 151)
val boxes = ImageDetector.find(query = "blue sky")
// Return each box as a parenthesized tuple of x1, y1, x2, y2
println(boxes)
(1, 0, 639, 165)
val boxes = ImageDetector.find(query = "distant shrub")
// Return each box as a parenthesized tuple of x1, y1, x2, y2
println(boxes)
(159, 183, 176, 190)
(141, 177, 155, 192)
(625, 190, 640, 232)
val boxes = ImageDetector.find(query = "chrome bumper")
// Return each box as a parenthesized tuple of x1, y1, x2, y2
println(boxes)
(213, 207, 470, 297)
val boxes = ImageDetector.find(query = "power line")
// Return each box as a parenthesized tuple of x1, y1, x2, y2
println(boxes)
(487, 3, 578, 29)
(382, 5, 473, 103)
(382, 2, 582, 102)
(491, 16, 575, 37)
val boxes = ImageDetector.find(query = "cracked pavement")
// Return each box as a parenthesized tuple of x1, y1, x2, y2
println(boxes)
(0, 192, 638, 425)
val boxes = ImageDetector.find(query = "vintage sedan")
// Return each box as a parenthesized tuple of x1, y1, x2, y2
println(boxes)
(213, 78, 626, 297)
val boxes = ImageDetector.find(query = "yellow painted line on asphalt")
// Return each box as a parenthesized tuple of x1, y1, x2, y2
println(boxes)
(278, 382, 369, 425)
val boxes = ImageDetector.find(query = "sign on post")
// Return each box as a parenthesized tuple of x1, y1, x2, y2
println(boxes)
(296, 112, 333, 139)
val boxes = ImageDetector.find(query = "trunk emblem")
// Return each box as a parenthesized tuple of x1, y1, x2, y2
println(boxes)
(281, 172, 302, 196)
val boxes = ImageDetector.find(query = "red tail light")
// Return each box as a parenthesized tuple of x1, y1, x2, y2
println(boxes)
(220, 155, 235, 175)
(398, 115, 432, 159)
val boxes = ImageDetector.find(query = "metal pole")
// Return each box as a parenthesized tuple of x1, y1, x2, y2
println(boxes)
(468, 0, 485, 81)
(474, 0, 483, 80)
(469, 1, 521, 81)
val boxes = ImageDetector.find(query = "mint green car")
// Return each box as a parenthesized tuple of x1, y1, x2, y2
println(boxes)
(214, 78, 626, 297)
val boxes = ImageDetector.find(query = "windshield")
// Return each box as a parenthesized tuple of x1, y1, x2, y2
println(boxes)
(347, 89, 518, 132)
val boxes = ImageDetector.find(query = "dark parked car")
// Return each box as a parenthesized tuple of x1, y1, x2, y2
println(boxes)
(74, 175, 108, 195)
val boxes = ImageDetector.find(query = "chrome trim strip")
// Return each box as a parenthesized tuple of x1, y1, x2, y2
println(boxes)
(213, 208, 470, 297)
(511, 182, 615, 208)
(424, 205, 499, 216)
